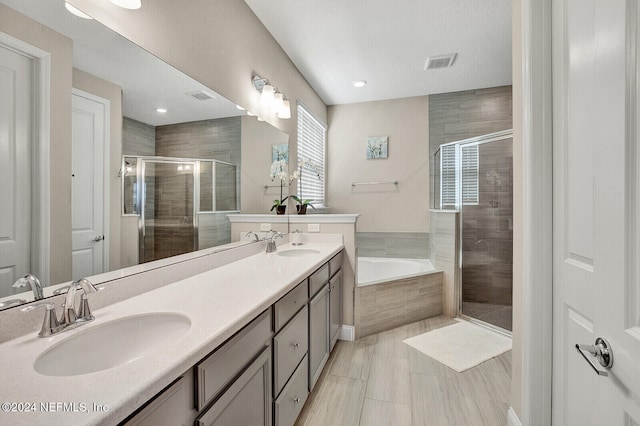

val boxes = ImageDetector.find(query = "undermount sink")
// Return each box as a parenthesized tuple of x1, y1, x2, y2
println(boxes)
(277, 248, 320, 257)
(34, 312, 191, 377)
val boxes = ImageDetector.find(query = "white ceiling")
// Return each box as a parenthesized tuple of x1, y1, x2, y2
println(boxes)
(244, 0, 512, 106)
(1, 0, 241, 126)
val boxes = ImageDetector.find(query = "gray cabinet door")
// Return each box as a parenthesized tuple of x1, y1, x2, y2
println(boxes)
(308, 283, 329, 391)
(329, 269, 342, 352)
(196, 348, 272, 426)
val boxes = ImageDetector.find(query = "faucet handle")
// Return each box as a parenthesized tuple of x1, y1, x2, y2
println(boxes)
(22, 303, 62, 338)
(77, 293, 95, 321)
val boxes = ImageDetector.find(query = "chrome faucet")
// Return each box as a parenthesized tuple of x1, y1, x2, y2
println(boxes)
(62, 278, 98, 325)
(23, 277, 99, 338)
(12, 274, 44, 301)
(245, 231, 260, 242)
(266, 231, 283, 253)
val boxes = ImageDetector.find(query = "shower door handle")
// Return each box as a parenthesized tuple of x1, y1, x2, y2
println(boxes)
(575, 337, 613, 376)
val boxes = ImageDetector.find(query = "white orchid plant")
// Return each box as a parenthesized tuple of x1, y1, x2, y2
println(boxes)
(270, 159, 298, 211)
(269, 157, 321, 212)
(291, 157, 321, 209)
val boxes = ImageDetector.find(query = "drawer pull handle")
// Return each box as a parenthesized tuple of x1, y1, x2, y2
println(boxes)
(293, 397, 301, 404)
(292, 342, 300, 348)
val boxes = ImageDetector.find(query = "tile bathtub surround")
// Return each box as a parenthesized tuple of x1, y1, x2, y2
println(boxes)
(355, 272, 443, 338)
(429, 210, 459, 318)
(356, 232, 430, 259)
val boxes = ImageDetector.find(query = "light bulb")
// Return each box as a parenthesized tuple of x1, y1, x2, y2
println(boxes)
(65, 2, 93, 19)
(272, 92, 284, 112)
(278, 100, 291, 119)
(260, 84, 275, 107)
(110, 0, 141, 9)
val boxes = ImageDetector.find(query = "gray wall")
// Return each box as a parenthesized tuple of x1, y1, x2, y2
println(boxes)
(123, 117, 155, 156)
(155, 116, 241, 164)
(429, 86, 513, 209)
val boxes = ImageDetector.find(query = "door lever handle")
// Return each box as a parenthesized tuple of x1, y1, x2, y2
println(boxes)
(93, 235, 104, 242)
(575, 337, 613, 376)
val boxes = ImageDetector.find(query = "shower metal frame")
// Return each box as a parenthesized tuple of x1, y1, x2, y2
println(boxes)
(439, 130, 514, 336)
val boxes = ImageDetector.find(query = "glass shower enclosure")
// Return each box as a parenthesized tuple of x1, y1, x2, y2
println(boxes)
(122, 156, 239, 264)
(434, 130, 513, 332)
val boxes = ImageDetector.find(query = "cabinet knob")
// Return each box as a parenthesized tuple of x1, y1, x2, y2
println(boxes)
(292, 342, 300, 348)
(293, 397, 301, 404)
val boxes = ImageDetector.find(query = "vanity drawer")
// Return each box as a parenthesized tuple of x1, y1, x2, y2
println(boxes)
(274, 280, 308, 332)
(329, 250, 343, 278)
(273, 305, 308, 397)
(274, 354, 308, 426)
(195, 309, 272, 411)
(308, 262, 329, 297)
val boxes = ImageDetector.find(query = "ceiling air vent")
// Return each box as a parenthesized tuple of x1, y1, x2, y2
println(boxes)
(424, 53, 457, 70)
(186, 90, 216, 101)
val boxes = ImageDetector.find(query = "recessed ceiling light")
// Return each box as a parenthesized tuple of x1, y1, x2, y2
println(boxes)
(353, 80, 367, 88)
(156, 108, 167, 113)
(109, 0, 141, 10)
(65, 2, 93, 19)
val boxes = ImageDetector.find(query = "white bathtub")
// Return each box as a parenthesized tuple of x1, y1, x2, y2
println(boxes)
(357, 257, 436, 287)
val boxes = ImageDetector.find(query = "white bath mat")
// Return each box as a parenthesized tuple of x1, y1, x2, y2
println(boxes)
(402, 320, 512, 372)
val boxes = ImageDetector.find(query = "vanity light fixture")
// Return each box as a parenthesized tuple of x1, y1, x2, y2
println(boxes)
(278, 98, 291, 119)
(252, 75, 291, 119)
(110, 0, 142, 10)
(65, 2, 93, 19)
(353, 80, 367, 88)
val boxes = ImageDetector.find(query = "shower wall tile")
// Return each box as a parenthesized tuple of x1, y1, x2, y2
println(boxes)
(155, 116, 241, 164)
(429, 86, 512, 211)
(356, 232, 430, 259)
(123, 117, 155, 156)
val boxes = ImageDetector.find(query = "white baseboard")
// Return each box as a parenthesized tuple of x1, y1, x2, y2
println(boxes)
(508, 407, 522, 426)
(338, 325, 355, 341)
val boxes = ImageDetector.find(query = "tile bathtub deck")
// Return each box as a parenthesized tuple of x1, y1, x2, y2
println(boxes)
(296, 316, 512, 426)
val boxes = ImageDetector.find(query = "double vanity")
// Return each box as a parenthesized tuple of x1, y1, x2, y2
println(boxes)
(0, 237, 345, 426)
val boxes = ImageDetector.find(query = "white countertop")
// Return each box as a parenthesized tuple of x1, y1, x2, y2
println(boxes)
(0, 241, 343, 425)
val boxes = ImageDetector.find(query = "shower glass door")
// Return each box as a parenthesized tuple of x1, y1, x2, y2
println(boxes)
(140, 159, 196, 263)
(459, 135, 513, 332)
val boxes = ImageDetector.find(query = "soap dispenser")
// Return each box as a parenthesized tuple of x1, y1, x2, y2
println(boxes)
(291, 229, 303, 246)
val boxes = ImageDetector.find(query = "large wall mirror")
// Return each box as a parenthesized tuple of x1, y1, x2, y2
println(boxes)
(0, 0, 290, 309)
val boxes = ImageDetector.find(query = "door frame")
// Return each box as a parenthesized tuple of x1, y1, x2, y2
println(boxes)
(0, 32, 51, 286)
(71, 88, 111, 275)
(517, 0, 553, 424)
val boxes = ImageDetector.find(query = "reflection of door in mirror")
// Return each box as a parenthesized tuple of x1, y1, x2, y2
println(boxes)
(0, 42, 34, 298)
(71, 89, 109, 280)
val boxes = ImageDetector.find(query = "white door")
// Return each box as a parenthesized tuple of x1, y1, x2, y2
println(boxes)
(71, 90, 108, 280)
(0, 44, 33, 297)
(552, 0, 640, 424)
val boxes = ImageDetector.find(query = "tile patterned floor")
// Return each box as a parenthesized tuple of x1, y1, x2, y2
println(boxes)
(296, 316, 512, 426)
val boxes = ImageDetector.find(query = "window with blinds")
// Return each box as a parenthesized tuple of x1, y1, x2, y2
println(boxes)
(440, 143, 478, 208)
(297, 103, 326, 207)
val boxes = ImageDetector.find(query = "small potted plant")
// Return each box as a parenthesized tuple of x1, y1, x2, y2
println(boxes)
(292, 158, 322, 215)
(290, 195, 315, 215)
(270, 196, 289, 215)
(270, 159, 295, 215)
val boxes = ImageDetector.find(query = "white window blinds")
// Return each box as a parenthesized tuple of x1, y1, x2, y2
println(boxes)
(461, 145, 479, 204)
(297, 103, 326, 207)
(440, 143, 478, 208)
